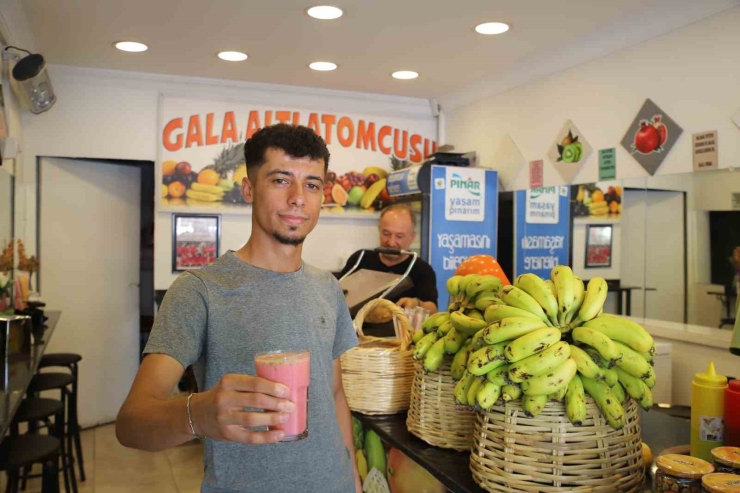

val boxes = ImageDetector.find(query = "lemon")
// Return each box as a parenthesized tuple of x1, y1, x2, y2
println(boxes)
(641, 442, 653, 468)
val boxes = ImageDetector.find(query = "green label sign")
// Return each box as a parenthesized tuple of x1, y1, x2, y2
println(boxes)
(599, 148, 616, 180)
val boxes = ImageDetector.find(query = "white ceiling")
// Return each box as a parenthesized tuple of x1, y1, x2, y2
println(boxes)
(19, 0, 740, 106)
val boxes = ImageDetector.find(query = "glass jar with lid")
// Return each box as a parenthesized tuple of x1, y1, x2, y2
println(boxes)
(654, 454, 715, 493)
(701, 473, 740, 492)
(712, 447, 740, 474)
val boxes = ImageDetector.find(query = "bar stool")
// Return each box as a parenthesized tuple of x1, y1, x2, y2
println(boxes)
(11, 398, 77, 493)
(37, 354, 85, 483)
(1, 435, 61, 493)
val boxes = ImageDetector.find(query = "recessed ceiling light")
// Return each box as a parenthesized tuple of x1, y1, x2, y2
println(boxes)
(218, 51, 248, 62)
(307, 5, 343, 20)
(475, 22, 510, 35)
(115, 41, 148, 52)
(392, 71, 418, 80)
(309, 61, 338, 71)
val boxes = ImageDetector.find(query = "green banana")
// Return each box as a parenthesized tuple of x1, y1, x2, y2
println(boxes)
(570, 277, 608, 327)
(549, 384, 567, 402)
(551, 265, 575, 326)
(475, 290, 499, 301)
(504, 327, 561, 363)
(466, 276, 503, 300)
(565, 374, 587, 426)
(470, 327, 488, 349)
(639, 382, 654, 410)
(508, 341, 571, 383)
(564, 276, 585, 325)
(500, 285, 552, 326)
(483, 304, 542, 324)
(581, 375, 626, 430)
(520, 358, 577, 396)
(639, 344, 657, 363)
(443, 326, 468, 354)
(467, 376, 485, 407)
(467, 342, 509, 376)
(583, 315, 654, 353)
(643, 365, 656, 389)
(412, 329, 425, 344)
(610, 381, 628, 404)
(450, 339, 473, 380)
(450, 311, 488, 336)
(422, 312, 450, 333)
(571, 326, 620, 363)
(413, 332, 439, 360)
(476, 381, 502, 410)
(423, 338, 446, 373)
(569, 345, 606, 381)
(516, 273, 559, 326)
(453, 371, 476, 405)
(436, 320, 453, 337)
(364, 430, 387, 478)
(466, 309, 485, 321)
(613, 341, 652, 380)
(474, 296, 499, 312)
(486, 365, 511, 386)
(481, 317, 547, 345)
(615, 367, 646, 400)
(522, 394, 547, 417)
(544, 279, 557, 299)
(502, 384, 522, 401)
(446, 275, 463, 297)
(603, 367, 619, 386)
(457, 274, 481, 300)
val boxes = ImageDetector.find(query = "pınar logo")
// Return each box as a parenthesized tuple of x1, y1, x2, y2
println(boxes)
(450, 173, 481, 196)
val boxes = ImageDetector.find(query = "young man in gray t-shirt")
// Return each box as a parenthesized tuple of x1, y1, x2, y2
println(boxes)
(116, 124, 360, 493)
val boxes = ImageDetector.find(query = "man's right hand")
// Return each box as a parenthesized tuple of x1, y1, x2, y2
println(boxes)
(189, 373, 296, 444)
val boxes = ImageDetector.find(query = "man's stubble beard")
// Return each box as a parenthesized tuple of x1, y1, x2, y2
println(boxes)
(273, 225, 305, 246)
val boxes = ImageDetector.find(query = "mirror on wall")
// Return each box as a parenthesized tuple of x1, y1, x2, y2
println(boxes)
(639, 169, 740, 329)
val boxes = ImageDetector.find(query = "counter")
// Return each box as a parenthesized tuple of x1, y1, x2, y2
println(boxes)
(352, 408, 690, 493)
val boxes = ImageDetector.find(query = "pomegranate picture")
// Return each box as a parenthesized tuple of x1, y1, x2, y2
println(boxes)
(632, 115, 668, 155)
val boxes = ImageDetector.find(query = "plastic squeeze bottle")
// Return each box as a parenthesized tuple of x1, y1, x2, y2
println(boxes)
(691, 361, 728, 461)
(725, 379, 740, 446)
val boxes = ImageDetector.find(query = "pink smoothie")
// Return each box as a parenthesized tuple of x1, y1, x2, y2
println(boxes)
(254, 350, 310, 440)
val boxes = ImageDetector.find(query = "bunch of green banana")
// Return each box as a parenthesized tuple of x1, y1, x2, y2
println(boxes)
(414, 268, 656, 430)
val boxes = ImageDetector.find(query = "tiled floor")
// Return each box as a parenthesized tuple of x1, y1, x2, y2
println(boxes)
(3, 424, 205, 493)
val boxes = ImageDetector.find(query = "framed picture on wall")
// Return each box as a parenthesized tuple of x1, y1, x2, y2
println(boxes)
(585, 225, 613, 268)
(172, 214, 221, 272)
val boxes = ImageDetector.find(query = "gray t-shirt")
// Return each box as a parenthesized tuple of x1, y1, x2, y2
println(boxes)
(144, 251, 358, 493)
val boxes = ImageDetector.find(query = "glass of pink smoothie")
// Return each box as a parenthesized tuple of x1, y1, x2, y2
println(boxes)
(254, 350, 310, 442)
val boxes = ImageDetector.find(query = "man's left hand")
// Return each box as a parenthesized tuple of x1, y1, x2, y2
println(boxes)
(396, 297, 419, 309)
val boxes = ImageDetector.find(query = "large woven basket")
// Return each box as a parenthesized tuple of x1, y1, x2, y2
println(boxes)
(340, 298, 415, 415)
(406, 359, 477, 451)
(470, 398, 644, 492)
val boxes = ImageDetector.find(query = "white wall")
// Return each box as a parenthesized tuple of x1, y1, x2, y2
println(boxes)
(17, 66, 436, 290)
(446, 7, 740, 190)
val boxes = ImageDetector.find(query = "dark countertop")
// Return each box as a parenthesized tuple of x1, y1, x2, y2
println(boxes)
(1, 311, 61, 437)
(353, 407, 690, 493)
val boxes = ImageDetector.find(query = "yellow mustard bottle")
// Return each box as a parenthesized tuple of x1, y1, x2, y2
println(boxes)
(691, 361, 728, 461)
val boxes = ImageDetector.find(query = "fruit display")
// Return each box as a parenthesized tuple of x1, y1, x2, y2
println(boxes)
(556, 130, 584, 163)
(572, 183, 622, 219)
(410, 266, 656, 431)
(321, 164, 392, 212)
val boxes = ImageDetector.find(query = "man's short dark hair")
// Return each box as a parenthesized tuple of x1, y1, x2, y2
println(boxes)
(244, 123, 330, 179)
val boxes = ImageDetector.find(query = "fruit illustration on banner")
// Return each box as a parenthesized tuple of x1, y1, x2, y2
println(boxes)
(548, 120, 593, 184)
(632, 115, 668, 155)
(556, 130, 584, 163)
(571, 183, 622, 219)
(414, 266, 656, 431)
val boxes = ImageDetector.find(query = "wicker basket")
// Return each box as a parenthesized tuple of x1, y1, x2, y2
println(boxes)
(470, 398, 644, 492)
(340, 298, 415, 415)
(406, 359, 477, 451)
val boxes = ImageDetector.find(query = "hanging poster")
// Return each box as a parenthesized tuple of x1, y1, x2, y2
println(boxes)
(620, 98, 683, 175)
(492, 134, 526, 190)
(529, 160, 543, 188)
(571, 181, 623, 222)
(172, 214, 221, 272)
(547, 120, 593, 183)
(158, 95, 436, 215)
(598, 148, 617, 180)
(692, 130, 718, 171)
(514, 186, 570, 278)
